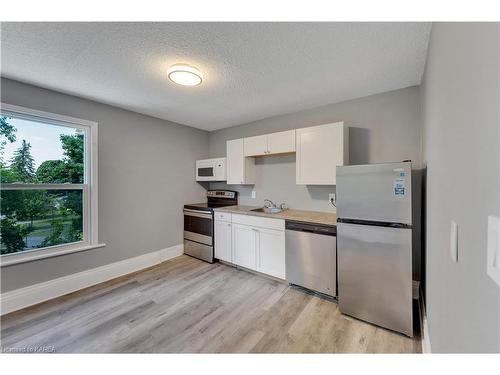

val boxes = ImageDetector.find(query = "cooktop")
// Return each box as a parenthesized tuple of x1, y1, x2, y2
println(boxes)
(184, 190, 238, 212)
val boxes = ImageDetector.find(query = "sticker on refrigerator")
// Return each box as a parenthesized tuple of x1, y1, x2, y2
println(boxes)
(393, 178, 406, 197)
(393, 168, 406, 177)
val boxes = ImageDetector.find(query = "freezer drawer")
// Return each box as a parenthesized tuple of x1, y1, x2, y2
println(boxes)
(337, 222, 413, 336)
(336, 162, 412, 225)
(285, 224, 336, 297)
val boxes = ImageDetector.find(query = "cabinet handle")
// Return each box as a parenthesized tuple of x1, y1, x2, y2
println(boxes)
(227, 223, 231, 227)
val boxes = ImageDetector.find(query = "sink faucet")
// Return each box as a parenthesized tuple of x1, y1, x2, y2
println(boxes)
(263, 199, 276, 209)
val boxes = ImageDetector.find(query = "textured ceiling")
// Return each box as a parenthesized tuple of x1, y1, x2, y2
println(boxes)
(0, 22, 431, 131)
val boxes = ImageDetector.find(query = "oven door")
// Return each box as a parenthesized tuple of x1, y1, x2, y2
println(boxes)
(183, 209, 213, 245)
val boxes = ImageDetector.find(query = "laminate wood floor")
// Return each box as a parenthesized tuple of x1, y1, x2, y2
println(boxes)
(0, 255, 421, 353)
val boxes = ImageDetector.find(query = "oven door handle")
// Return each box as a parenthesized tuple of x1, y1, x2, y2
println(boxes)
(183, 209, 213, 220)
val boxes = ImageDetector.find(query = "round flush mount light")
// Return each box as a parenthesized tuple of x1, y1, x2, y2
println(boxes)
(167, 64, 203, 86)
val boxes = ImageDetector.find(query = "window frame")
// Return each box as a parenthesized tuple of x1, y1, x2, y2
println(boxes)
(0, 103, 103, 266)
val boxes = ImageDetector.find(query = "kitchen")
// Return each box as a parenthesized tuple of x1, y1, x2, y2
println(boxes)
(0, 19, 499, 360)
(187, 120, 419, 338)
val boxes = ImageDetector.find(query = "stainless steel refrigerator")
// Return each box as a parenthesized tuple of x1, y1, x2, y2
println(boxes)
(336, 162, 413, 337)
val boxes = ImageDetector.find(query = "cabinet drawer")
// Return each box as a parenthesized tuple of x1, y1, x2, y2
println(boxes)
(232, 214, 285, 231)
(214, 211, 232, 222)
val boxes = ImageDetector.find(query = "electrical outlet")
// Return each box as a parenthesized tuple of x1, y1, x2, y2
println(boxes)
(329, 193, 336, 205)
(251, 190, 256, 199)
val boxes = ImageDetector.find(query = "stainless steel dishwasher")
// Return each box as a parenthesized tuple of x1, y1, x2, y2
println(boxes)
(285, 220, 337, 297)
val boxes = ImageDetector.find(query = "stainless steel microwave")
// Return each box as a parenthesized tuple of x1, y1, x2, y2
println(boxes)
(195, 158, 226, 181)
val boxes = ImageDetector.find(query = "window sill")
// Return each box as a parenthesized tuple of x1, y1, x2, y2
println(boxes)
(0, 243, 106, 267)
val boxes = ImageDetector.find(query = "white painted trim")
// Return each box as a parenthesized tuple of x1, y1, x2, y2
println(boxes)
(0, 244, 183, 315)
(2, 183, 85, 190)
(419, 286, 432, 353)
(422, 315, 432, 353)
(88, 113, 98, 246)
(0, 103, 97, 129)
(0, 243, 106, 267)
(0, 102, 99, 263)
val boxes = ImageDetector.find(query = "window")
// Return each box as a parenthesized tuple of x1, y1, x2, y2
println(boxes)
(0, 103, 101, 266)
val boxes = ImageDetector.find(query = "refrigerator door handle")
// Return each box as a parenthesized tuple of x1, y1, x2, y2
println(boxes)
(337, 218, 412, 229)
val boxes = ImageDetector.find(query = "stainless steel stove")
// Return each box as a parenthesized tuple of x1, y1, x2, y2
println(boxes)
(183, 190, 238, 263)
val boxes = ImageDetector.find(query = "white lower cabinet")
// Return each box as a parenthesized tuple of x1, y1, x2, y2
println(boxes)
(232, 223, 258, 270)
(257, 227, 286, 279)
(229, 215, 285, 279)
(214, 220, 232, 263)
(215, 213, 286, 280)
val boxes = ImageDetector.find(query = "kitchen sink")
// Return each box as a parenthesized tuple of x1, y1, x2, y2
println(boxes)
(251, 207, 284, 214)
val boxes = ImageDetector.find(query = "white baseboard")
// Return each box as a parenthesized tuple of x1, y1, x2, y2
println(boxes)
(422, 315, 432, 353)
(419, 286, 432, 353)
(0, 244, 183, 316)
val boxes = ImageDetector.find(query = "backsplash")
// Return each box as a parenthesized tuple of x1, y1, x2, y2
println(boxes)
(209, 154, 337, 212)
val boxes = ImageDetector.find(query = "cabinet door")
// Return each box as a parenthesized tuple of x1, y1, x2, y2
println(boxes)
(232, 223, 258, 270)
(214, 220, 232, 262)
(296, 122, 346, 185)
(268, 130, 295, 154)
(244, 134, 268, 156)
(226, 138, 244, 184)
(257, 228, 286, 279)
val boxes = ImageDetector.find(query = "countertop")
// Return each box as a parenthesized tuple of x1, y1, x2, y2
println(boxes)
(214, 205, 337, 226)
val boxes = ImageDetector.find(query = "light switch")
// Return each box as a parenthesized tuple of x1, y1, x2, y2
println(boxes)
(251, 190, 256, 199)
(450, 221, 458, 263)
(487, 216, 500, 287)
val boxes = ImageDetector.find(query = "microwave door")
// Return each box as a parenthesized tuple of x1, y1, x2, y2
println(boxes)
(195, 158, 226, 181)
(197, 166, 215, 180)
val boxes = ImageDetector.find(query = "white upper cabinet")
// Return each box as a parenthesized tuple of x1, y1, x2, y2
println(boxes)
(226, 139, 255, 185)
(244, 130, 295, 157)
(226, 123, 347, 185)
(296, 122, 349, 185)
(244, 134, 268, 156)
(268, 130, 295, 155)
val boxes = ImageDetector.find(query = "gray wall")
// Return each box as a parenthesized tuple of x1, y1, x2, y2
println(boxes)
(1, 78, 209, 292)
(421, 23, 500, 352)
(209, 86, 422, 212)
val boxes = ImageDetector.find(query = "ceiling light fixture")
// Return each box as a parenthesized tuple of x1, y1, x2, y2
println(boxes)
(167, 64, 203, 86)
